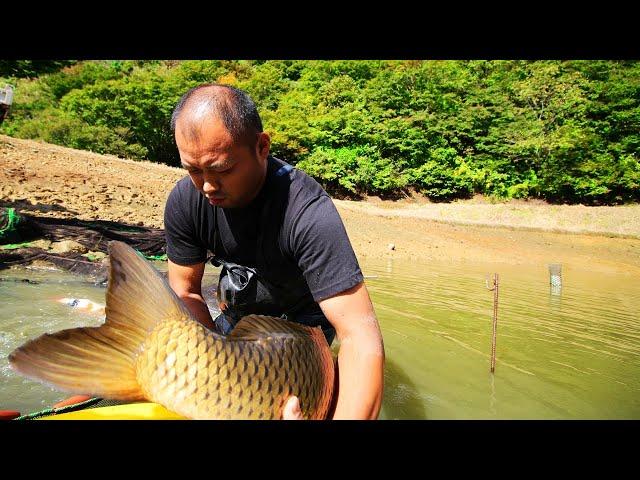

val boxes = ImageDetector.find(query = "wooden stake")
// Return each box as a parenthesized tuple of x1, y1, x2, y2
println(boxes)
(487, 273, 499, 373)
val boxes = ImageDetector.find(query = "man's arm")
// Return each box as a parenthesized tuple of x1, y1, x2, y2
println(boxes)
(280, 192, 384, 419)
(167, 259, 216, 331)
(319, 281, 385, 419)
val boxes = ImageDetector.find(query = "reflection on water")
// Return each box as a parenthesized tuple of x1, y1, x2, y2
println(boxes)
(382, 357, 429, 420)
(1, 256, 639, 419)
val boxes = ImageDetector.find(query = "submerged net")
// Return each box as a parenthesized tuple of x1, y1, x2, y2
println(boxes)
(0, 209, 168, 282)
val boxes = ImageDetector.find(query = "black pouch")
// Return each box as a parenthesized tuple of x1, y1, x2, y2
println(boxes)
(210, 256, 284, 332)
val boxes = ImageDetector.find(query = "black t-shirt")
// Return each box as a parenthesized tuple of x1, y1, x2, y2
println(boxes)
(164, 156, 364, 313)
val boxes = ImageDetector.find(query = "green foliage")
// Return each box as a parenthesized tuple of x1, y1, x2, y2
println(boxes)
(0, 60, 76, 78)
(297, 146, 405, 196)
(43, 61, 125, 100)
(407, 148, 474, 200)
(56, 65, 189, 164)
(1, 60, 639, 204)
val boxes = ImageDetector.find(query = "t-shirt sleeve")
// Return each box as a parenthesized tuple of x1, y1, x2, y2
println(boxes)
(164, 181, 207, 266)
(290, 195, 364, 302)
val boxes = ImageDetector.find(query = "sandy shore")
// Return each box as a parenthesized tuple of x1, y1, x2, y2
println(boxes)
(2, 134, 639, 276)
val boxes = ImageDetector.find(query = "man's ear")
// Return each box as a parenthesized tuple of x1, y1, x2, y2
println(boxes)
(257, 131, 271, 159)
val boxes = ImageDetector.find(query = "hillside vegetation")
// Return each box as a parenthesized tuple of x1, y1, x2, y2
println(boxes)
(1, 60, 638, 204)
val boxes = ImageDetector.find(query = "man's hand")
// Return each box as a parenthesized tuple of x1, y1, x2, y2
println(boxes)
(282, 396, 303, 420)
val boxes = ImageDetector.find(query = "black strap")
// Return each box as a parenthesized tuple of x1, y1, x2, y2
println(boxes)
(208, 163, 276, 270)
(205, 162, 311, 321)
(206, 205, 220, 267)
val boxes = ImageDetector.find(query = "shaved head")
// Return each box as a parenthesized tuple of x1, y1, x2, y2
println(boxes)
(171, 84, 263, 148)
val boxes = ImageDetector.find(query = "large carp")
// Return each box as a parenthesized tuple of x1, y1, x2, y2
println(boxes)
(9, 241, 335, 419)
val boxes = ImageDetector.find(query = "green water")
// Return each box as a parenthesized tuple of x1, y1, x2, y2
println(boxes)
(371, 258, 640, 419)
(0, 267, 108, 414)
(1, 258, 639, 419)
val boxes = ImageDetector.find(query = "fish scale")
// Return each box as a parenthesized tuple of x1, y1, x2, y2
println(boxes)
(144, 320, 331, 419)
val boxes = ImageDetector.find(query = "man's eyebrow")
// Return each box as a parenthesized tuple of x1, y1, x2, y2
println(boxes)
(180, 157, 237, 171)
(204, 158, 236, 170)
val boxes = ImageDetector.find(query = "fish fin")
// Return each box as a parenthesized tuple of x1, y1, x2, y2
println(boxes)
(8, 241, 195, 400)
(105, 240, 195, 332)
(228, 314, 323, 341)
(9, 326, 144, 400)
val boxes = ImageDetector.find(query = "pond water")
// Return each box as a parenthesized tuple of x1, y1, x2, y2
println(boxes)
(1, 256, 639, 419)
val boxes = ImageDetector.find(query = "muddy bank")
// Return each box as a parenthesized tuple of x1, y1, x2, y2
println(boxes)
(2, 134, 639, 276)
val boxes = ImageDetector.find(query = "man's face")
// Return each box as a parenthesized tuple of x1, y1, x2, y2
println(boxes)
(175, 118, 270, 209)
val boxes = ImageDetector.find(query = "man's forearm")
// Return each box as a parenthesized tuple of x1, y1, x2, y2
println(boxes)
(331, 333, 385, 420)
(179, 293, 216, 330)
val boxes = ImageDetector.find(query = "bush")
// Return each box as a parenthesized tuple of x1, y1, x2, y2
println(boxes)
(407, 148, 474, 200)
(297, 146, 405, 196)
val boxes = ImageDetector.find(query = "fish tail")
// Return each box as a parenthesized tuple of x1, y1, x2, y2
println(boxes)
(9, 241, 197, 400)
(8, 323, 146, 400)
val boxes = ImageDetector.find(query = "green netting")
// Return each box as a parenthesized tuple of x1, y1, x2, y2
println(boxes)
(0, 241, 34, 250)
(0, 208, 22, 242)
(0, 207, 41, 246)
(140, 252, 168, 261)
(12, 397, 131, 420)
(0, 213, 169, 276)
(12, 397, 103, 420)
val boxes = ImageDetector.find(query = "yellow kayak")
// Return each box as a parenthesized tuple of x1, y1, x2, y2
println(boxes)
(41, 402, 185, 420)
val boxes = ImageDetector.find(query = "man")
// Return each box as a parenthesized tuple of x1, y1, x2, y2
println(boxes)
(164, 84, 384, 420)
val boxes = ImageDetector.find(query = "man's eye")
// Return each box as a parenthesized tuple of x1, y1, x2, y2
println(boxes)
(206, 165, 233, 174)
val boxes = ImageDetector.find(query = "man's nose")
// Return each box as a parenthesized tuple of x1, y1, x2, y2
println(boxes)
(202, 176, 219, 194)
